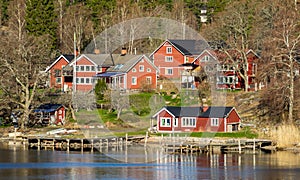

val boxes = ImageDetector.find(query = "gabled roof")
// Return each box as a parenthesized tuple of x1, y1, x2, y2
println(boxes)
(201, 106, 234, 118)
(45, 54, 74, 72)
(106, 55, 159, 73)
(152, 106, 235, 118)
(34, 104, 64, 113)
(150, 39, 209, 57)
(169, 39, 209, 55)
(165, 106, 203, 117)
(193, 49, 218, 63)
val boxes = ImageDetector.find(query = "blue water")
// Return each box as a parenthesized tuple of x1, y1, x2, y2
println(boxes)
(0, 145, 299, 180)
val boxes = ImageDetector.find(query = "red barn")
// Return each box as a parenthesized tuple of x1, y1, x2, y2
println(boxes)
(152, 106, 241, 133)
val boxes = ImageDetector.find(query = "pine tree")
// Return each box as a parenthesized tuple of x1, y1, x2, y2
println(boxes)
(25, 0, 58, 49)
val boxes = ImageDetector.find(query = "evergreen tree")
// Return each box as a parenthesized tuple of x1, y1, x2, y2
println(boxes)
(25, 0, 58, 49)
(0, 0, 10, 25)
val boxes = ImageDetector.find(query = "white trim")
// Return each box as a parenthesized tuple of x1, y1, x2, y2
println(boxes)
(45, 55, 70, 72)
(160, 117, 171, 127)
(224, 117, 227, 132)
(152, 107, 175, 118)
(211, 118, 219, 126)
(69, 54, 98, 66)
(193, 49, 217, 64)
(181, 117, 196, 127)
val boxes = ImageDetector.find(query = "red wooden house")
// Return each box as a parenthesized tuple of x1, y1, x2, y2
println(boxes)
(69, 54, 112, 92)
(33, 104, 66, 125)
(150, 39, 209, 79)
(45, 54, 74, 91)
(193, 49, 264, 91)
(152, 106, 241, 133)
(95, 55, 158, 90)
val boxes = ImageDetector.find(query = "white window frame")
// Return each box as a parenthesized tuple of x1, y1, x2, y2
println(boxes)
(165, 56, 173, 62)
(211, 118, 219, 126)
(165, 68, 173, 75)
(91, 66, 96, 71)
(80, 66, 85, 72)
(181, 117, 196, 127)
(146, 76, 151, 84)
(166, 47, 172, 54)
(86, 66, 91, 72)
(139, 65, 144, 72)
(132, 76, 137, 85)
(56, 77, 62, 84)
(147, 68, 151, 72)
(86, 78, 90, 84)
(160, 117, 171, 127)
(80, 78, 85, 84)
(132, 68, 136, 72)
(201, 55, 209, 62)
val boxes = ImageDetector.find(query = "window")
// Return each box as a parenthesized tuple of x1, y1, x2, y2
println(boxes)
(80, 78, 84, 84)
(201, 55, 209, 62)
(132, 68, 136, 72)
(146, 76, 151, 84)
(86, 66, 90, 71)
(132, 77, 137, 85)
(174, 118, 178, 127)
(56, 77, 62, 84)
(165, 68, 173, 75)
(139, 65, 144, 72)
(86, 78, 90, 84)
(91, 66, 95, 71)
(165, 56, 173, 62)
(182, 117, 196, 127)
(166, 47, 172, 54)
(160, 117, 171, 127)
(75, 66, 79, 72)
(54, 69, 61, 77)
(147, 68, 151, 72)
(76, 78, 79, 83)
(185, 57, 189, 63)
(211, 118, 219, 126)
(80, 66, 85, 72)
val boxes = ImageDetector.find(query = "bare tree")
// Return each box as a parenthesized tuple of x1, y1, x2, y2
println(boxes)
(0, 0, 52, 129)
(260, 0, 300, 124)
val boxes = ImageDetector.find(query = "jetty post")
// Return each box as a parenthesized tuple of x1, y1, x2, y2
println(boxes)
(144, 132, 148, 147)
(238, 139, 241, 154)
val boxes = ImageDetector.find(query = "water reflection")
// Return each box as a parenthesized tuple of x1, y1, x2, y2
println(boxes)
(0, 143, 299, 180)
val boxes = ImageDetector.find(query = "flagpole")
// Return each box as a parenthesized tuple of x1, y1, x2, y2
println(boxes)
(73, 32, 77, 93)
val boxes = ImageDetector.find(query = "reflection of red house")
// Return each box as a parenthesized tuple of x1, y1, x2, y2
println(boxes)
(150, 39, 208, 79)
(152, 106, 241, 133)
(45, 55, 74, 91)
(95, 55, 158, 90)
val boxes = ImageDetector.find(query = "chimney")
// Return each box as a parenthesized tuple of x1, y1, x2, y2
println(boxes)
(121, 47, 127, 56)
(94, 49, 100, 54)
(202, 106, 209, 112)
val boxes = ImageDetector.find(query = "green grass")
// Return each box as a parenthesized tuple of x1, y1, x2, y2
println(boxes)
(152, 128, 258, 139)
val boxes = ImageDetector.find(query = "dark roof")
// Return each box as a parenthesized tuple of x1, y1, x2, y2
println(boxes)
(162, 106, 234, 118)
(169, 39, 209, 55)
(165, 106, 203, 117)
(201, 107, 234, 118)
(34, 104, 64, 113)
(63, 54, 75, 62)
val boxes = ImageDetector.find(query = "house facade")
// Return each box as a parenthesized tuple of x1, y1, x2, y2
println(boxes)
(69, 54, 111, 92)
(193, 49, 263, 91)
(33, 104, 66, 125)
(152, 106, 241, 133)
(150, 39, 209, 79)
(95, 55, 158, 90)
(45, 55, 74, 91)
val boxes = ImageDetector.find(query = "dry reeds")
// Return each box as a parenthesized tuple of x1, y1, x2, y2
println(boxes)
(270, 124, 300, 148)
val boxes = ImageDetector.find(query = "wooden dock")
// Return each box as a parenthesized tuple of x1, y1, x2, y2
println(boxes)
(162, 138, 274, 154)
(25, 136, 145, 151)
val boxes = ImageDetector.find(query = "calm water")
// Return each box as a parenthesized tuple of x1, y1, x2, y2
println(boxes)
(0, 143, 299, 180)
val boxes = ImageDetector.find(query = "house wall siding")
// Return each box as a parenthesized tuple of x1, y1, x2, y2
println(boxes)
(126, 57, 157, 89)
(49, 57, 69, 89)
(74, 57, 97, 92)
(153, 41, 185, 79)
(157, 110, 173, 132)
